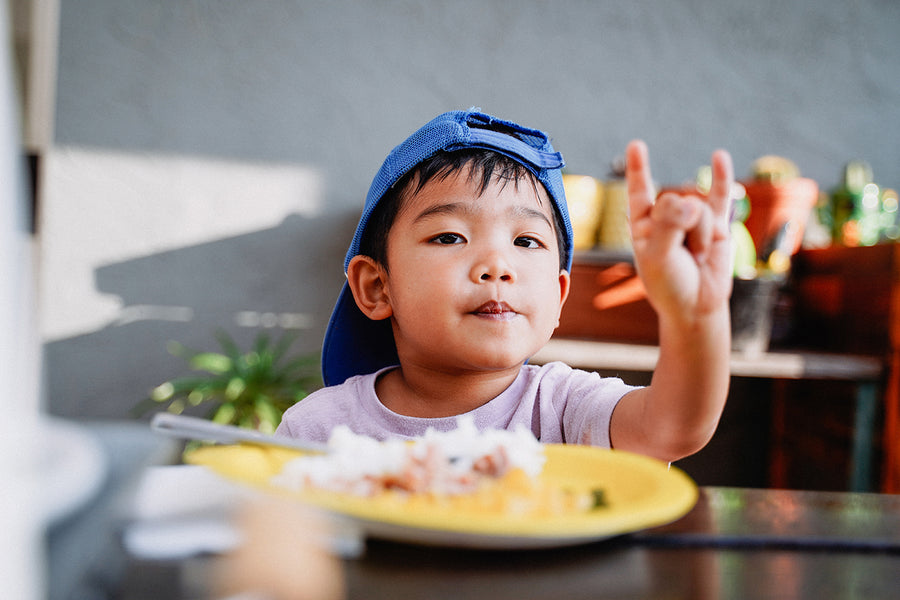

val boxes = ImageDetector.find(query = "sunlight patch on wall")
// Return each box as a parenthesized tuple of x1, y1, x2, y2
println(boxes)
(39, 146, 325, 341)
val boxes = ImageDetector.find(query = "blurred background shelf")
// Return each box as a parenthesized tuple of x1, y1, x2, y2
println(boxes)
(532, 339, 883, 492)
(544, 245, 900, 493)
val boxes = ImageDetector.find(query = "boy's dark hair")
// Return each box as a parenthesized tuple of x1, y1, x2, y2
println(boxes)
(358, 148, 569, 271)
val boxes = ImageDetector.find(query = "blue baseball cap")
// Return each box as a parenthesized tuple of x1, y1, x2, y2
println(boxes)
(322, 109, 573, 386)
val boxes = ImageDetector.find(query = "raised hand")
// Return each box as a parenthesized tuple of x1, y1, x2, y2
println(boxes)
(625, 140, 734, 322)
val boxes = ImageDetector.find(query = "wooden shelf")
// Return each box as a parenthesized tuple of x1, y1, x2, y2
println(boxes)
(533, 337, 885, 492)
(533, 338, 884, 381)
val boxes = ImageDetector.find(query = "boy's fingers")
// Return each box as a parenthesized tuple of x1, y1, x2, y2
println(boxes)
(652, 193, 702, 230)
(684, 201, 715, 260)
(647, 194, 716, 261)
(628, 142, 731, 262)
(707, 149, 734, 219)
(651, 192, 703, 235)
(625, 140, 655, 219)
(642, 193, 700, 254)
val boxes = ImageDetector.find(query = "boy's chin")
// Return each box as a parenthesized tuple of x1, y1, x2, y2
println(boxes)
(457, 352, 533, 373)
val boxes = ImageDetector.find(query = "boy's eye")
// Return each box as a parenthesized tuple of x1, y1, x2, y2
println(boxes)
(432, 233, 465, 245)
(514, 236, 543, 249)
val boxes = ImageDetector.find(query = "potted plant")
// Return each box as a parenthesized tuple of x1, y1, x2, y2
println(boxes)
(134, 329, 321, 434)
(693, 160, 797, 355)
(730, 180, 790, 356)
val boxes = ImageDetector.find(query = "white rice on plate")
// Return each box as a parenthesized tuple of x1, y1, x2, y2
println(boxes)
(270, 416, 546, 498)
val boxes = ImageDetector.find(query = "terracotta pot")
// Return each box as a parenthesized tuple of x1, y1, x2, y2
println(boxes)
(742, 178, 819, 256)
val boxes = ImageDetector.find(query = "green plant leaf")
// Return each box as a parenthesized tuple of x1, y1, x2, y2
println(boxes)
(166, 340, 193, 359)
(214, 329, 241, 358)
(189, 352, 232, 374)
(163, 376, 227, 398)
(224, 376, 247, 401)
(270, 331, 299, 362)
(150, 381, 176, 402)
(187, 389, 205, 406)
(253, 332, 271, 356)
(211, 403, 236, 425)
(254, 401, 280, 434)
(137, 330, 321, 432)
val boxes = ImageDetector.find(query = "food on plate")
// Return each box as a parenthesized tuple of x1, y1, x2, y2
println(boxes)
(269, 417, 606, 516)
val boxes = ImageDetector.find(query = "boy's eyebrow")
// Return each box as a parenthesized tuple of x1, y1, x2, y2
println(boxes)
(412, 202, 469, 223)
(413, 202, 554, 230)
(511, 205, 555, 230)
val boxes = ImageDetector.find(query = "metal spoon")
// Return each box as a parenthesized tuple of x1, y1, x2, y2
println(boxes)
(150, 412, 327, 454)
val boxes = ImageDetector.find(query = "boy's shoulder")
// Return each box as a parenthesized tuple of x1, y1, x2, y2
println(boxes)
(521, 360, 595, 384)
(521, 361, 639, 399)
(276, 371, 380, 441)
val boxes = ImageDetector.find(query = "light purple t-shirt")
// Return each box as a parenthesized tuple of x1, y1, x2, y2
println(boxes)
(276, 361, 638, 448)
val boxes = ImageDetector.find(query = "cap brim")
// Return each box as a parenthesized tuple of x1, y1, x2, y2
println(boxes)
(321, 282, 399, 386)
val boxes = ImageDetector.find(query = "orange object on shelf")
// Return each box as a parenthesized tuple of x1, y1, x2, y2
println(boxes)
(556, 260, 659, 345)
(742, 178, 819, 257)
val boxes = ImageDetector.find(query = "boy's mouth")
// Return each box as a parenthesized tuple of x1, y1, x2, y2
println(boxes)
(472, 301, 516, 319)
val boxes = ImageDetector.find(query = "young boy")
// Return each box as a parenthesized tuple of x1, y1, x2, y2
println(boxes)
(277, 109, 733, 463)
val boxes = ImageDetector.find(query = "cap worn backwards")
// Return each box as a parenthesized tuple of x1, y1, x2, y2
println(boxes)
(322, 108, 573, 387)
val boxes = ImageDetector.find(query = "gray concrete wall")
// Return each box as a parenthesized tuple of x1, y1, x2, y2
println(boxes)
(41, 0, 900, 418)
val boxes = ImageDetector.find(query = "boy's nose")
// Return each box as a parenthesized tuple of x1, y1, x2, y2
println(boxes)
(472, 251, 515, 283)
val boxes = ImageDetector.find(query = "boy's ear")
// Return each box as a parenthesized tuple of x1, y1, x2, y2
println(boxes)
(555, 269, 571, 326)
(346, 255, 393, 321)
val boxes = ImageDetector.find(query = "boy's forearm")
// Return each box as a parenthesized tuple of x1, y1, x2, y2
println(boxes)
(653, 305, 731, 459)
(613, 306, 731, 462)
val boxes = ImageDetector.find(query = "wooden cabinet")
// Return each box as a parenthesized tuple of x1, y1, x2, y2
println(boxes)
(556, 255, 658, 345)
(790, 245, 900, 492)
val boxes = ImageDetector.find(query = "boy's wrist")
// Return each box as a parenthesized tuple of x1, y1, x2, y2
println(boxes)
(656, 304, 731, 350)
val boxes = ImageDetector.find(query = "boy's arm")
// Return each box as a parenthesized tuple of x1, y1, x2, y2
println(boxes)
(609, 140, 733, 463)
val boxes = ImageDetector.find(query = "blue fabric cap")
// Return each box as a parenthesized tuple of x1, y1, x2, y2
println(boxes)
(322, 109, 573, 386)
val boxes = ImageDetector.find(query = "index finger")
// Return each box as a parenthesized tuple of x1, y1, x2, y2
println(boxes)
(625, 140, 655, 219)
(706, 149, 734, 219)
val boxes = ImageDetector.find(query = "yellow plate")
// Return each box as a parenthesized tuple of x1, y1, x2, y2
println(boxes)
(186, 443, 697, 549)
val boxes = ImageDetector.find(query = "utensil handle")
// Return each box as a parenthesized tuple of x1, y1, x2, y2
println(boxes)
(150, 412, 326, 453)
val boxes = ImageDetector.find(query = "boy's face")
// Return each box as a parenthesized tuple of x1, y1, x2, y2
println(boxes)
(380, 166, 570, 375)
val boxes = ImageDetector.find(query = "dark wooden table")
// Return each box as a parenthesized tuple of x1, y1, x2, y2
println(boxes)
(338, 487, 900, 600)
(112, 485, 900, 599)
(51, 425, 900, 600)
